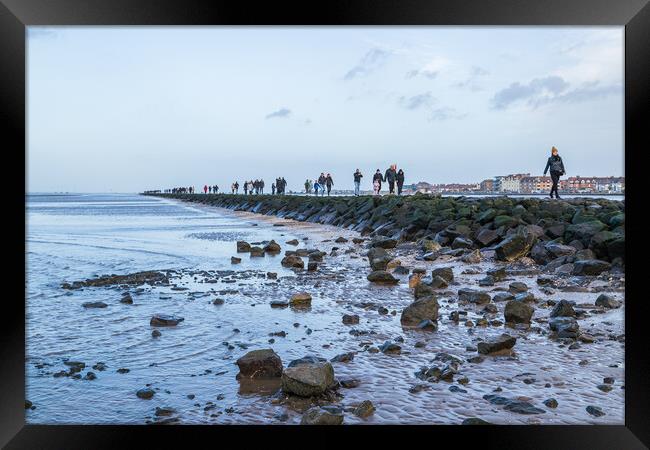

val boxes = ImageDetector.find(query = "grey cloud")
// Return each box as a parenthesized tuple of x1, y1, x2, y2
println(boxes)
(491, 76, 619, 110)
(398, 92, 436, 110)
(405, 69, 438, 80)
(453, 66, 489, 91)
(344, 48, 390, 80)
(490, 76, 570, 109)
(429, 107, 468, 121)
(265, 108, 291, 119)
(531, 82, 622, 107)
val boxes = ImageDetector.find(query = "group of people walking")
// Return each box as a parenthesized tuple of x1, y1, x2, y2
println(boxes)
(239, 179, 265, 195)
(273, 177, 288, 195)
(365, 164, 406, 196)
(306, 173, 335, 196)
(159, 148, 567, 200)
(167, 186, 195, 194)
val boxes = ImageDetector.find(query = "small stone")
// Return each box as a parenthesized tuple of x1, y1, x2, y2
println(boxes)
(586, 405, 605, 417)
(543, 398, 558, 408)
(342, 314, 360, 325)
(353, 400, 375, 418)
(151, 329, 162, 338)
(290, 292, 312, 308)
(231, 256, 242, 264)
(477, 334, 516, 355)
(595, 294, 620, 309)
(136, 388, 155, 399)
(82, 302, 108, 309)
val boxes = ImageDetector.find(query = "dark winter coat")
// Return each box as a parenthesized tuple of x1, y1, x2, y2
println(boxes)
(544, 155, 565, 175)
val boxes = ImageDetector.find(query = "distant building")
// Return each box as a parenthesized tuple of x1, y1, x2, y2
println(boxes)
(520, 176, 552, 193)
(566, 176, 597, 192)
(480, 179, 495, 192)
(497, 173, 530, 193)
(594, 176, 625, 193)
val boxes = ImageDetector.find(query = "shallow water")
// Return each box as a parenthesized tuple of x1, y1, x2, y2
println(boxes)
(26, 193, 624, 424)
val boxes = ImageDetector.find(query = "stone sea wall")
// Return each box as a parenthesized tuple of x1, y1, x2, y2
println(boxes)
(147, 193, 624, 269)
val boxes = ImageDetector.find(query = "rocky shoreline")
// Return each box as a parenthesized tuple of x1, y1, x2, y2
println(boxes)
(28, 193, 625, 425)
(147, 193, 624, 272)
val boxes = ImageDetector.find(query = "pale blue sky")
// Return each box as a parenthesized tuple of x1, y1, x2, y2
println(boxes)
(27, 27, 624, 193)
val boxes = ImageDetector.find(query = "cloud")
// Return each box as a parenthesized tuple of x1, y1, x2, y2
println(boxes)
(453, 66, 489, 91)
(265, 108, 291, 119)
(398, 92, 436, 110)
(429, 107, 468, 121)
(344, 48, 390, 80)
(490, 76, 569, 109)
(491, 75, 620, 110)
(397, 92, 466, 121)
(405, 56, 449, 80)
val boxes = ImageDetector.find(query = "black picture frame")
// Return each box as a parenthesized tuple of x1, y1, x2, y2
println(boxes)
(2, 0, 648, 448)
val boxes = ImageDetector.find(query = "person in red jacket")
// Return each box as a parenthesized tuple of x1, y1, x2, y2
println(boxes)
(203, 184, 208, 194)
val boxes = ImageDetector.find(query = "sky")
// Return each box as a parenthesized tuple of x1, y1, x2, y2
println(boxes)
(27, 27, 624, 193)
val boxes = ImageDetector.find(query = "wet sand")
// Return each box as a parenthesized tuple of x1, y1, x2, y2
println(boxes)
(26, 198, 624, 425)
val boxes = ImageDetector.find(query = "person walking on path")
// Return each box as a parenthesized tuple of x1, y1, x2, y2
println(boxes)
(272, 183, 276, 195)
(317, 173, 326, 197)
(204, 184, 208, 194)
(304, 179, 312, 194)
(372, 169, 383, 195)
(260, 179, 265, 194)
(384, 164, 397, 194)
(396, 169, 405, 195)
(543, 146, 566, 199)
(214, 185, 219, 194)
(325, 173, 334, 196)
(353, 169, 363, 196)
(208, 186, 212, 194)
(313, 179, 321, 196)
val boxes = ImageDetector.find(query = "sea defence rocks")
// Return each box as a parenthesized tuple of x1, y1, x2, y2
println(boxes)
(146, 193, 624, 265)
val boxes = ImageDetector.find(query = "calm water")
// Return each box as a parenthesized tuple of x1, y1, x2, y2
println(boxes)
(26, 193, 624, 425)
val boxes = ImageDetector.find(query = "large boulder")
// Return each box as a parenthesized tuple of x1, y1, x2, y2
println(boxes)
(263, 240, 281, 253)
(549, 300, 576, 317)
(572, 259, 611, 276)
(237, 241, 251, 252)
(544, 242, 576, 258)
(494, 233, 536, 262)
(371, 238, 397, 249)
(432, 267, 454, 282)
(236, 349, 283, 379)
(458, 288, 491, 304)
(548, 317, 579, 338)
(475, 229, 500, 247)
(477, 334, 516, 354)
(401, 296, 439, 326)
(595, 294, 620, 309)
(367, 271, 399, 284)
(290, 292, 312, 308)
(565, 220, 607, 244)
(281, 255, 305, 269)
(281, 361, 335, 397)
(504, 300, 534, 324)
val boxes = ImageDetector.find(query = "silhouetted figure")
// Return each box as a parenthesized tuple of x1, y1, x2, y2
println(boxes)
(384, 164, 397, 194)
(373, 169, 383, 195)
(353, 169, 363, 196)
(325, 173, 334, 196)
(396, 169, 405, 195)
(544, 146, 566, 199)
